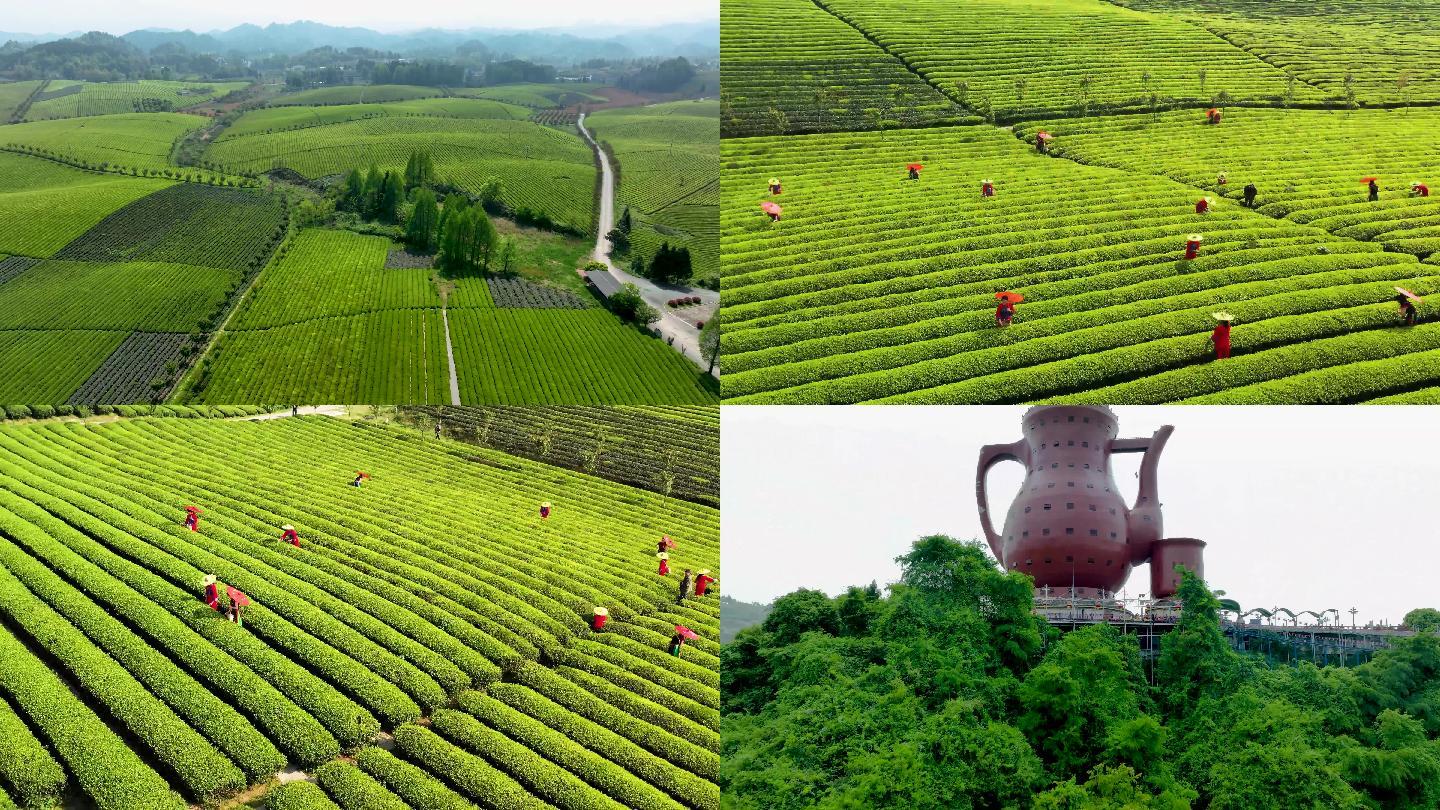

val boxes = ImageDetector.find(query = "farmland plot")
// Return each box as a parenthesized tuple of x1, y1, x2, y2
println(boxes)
(67, 332, 192, 404)
(454, 83, 609, 108)
(1115, 0, 1440, 102)
(0, 413, 718, 808)
(720, 0, 968, 136)
(0, 151, 172, 258)
(204, 116, 597, 233)
(216, 98, 530, 141)
(588, 101, 721, 285)
(821, 0, 1325, 119)
(0, 330, 126, 404)
(0, 260, 236, 331)
(23, 80, 250, 120)
(0, 113, 206, 172)
(720, 125, 1440, 404)
(0, 80, 44, 122)
(1017, 108, 1440, 257)
(271, 84, 444, 106)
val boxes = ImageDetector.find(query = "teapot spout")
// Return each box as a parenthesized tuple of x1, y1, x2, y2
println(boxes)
(1111, 425, 1174, 562)
(1135, 425, 1173, 510)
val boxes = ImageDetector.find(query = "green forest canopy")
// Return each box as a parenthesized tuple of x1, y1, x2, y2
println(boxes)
(722, 535, 1440, 809)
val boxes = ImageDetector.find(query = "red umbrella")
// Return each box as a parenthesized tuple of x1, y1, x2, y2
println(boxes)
(906, 163, 923, 171)
(675, 625, 700, 640)
(1036, 131, 1053, 141)
(760, 201, 781, 215)
(995, 291, 1025, 303)
(1207, 108, 1219, 116)
(226, 586, 251, 607)
(1362, 176, 1379, 183)
(1395, 286, 1423, 302)
(355, 471, 370, 480)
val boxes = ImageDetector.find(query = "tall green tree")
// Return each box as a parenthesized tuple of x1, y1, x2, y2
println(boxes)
(405, 188, 439, 252)
(378, 171, 404, 223)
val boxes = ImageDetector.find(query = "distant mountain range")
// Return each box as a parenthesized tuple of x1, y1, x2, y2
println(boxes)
(721, 595, 773, 644)
(1, 20, 717, 62)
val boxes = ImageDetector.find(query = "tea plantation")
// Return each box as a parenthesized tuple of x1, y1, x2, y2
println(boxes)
(719, 0, 1440, 403)
(0, 411, 719, 809)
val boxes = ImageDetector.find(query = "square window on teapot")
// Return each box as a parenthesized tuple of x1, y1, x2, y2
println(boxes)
(1088, 504, 1096, 511)
(1081, 441, 1088, 447)
(1065, 555, 1074, 562)
(1109, 508, 1116, 514)
(1068, 416, 1075, 422)
(1089, 529, 1098, 537)
(1023, 531, 1030, 538)
(1051, 463, 1058, 468)
(1065, 528, 1074, 535)
(1110, 531, 1117, 538)
(1068, 463, 1075, 468)
(1083, 417, 1090, 423)
(1043, 529, 1051, 536)
(1044, 557, 1052, 563)
(1083, 463, 1090, 469)
(1025, 506, 1032, 513)
(1067, 481, 1075, 487)
(1048, 483, 1055, 488)
(1043, 503, 1051, 510)
(1067, 440, 1074, 446)
(1025, 558, 1033, 565)
(1087, 557, 1096, 564)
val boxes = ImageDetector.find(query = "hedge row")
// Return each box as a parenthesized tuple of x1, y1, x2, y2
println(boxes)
(488, 681, 719, 806)
(0, 694, 65, 807)
(563, 640, 719, 708)
(1186, 346, 1440, 403)
(0, 461, 395, 743)
(431, 707, 628, 810)
(0, 526, 284, 781)
(0, 564, 246, 800)
(353, 746, 477, 810)
(557, 665, 719, 751)
(391, 724, 548, 810)
(455, 691, 687, 810)
(0, 622, 184, 810)
(313, 761, 409, 810)
(267, 781, 341, 810)
(0, 488, 338, 766)
(0, 404, 278, 421)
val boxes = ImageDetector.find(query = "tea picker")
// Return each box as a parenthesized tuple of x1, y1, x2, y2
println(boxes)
(981, 178, 995, 198)
(1208, 311, 1233, 359)
(1184, 233, 1203, 260)
(1217, 172, 1228, 186)
(657, 535, 676, 555)
(591, 606, 609, 632)
(183, 505, 203, 532)
(1365, 177, 1380, 202)
(1412, 181, 1430, 198)
(280, 524, 300, 547)
(226, 587, 251, 627)
(201, 574, 221, 611)
(670, 625, 700, 658)
(695, 570, 716, 596)
(906, 163, 922, 181)
(1035, 131, 1052, 154)
(351, 471, 370, 488)
(1395, 287, 1422, 327)
(768, 177, 783, 194)
(1242, 182, 1258, 208)
(539, 501, 552, 519)
(995, 291, 1022, 327)
(677, 569, 693, 604)
(657, 552, 670, 576)
(1206, 107, 1222, 125)
(1194, 197, 1212, 215)
(760, 201, 782, 223)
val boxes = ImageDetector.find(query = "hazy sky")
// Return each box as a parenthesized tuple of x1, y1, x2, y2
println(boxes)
(6, 0, 716, 35)
(722, 406, 1440, 626)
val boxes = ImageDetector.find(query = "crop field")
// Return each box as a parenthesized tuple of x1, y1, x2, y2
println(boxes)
(204, 116, 597, 233)
(271, 84, 445, 106)
(0, 80, 43, 122)
(66, 332, 193, 404)
(455, 83, 609, 108)
(403, 405, 721, 506)
(719, 125, 1440, 404)
(720, 0, 968, 136)
(0, 152, 172, 258)
(0, 113, 205, 172)
(0, 331, 126, 403)
(216, 98, 530, 140)
(0, 413, 719, 809)
(588, 100, 720, 284)
(822, 0, 1326, 119)
(22, 80, 250, 120)
(1115, 0, 1440, 101)
(0, 260, 236, 331)
(1017, 107, 1440, 257)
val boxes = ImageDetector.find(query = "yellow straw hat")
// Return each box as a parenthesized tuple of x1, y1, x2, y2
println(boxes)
(593, 606, 608, 616)
(698, 569, 711, 576)
(541, 501, 551, 508)
(203, 574, 217, 586)
(282, 524, 295, 531)
(1189, 234, 1203, 242)
(1212, 311, 1234, 321)
(769, 177, 779, 185)
(657, 552, 669, 560)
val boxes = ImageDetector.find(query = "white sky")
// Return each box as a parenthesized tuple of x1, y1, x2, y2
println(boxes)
(722, 406, 1440, 626)
(4, 0, 715, 35)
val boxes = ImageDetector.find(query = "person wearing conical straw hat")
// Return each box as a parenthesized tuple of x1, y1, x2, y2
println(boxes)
(768, 177, 782, 195)
(1184, 233, 1203, 260)
(906, 163, 921, 181)
(183, 505, 202, 532)
(280, 524, 300, 547)
(657, 551, 670, 577)
(1412, 181, 1430, 198)
(695, 570, 716, 597)
(539, 501, 552, 520)
(591, 606, 609, 632)
(1394, 289, 1420, 327)
(1207, 312, 1234, 359)
(676, 569, 693, 604)
(1217, 172, 1228, 186)
(1194, 197, 1212, 215)
(981, 179, 995, 198)
(201, 574, 221, 611)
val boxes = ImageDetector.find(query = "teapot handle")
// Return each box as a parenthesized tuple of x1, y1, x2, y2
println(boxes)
(976, 440, 1029, 565)
(1109, 425, 1174, 510)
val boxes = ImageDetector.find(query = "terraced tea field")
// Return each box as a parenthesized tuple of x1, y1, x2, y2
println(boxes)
(1017, 107, 1440, 256)
(215, 98, 531, 140)
(588, 100, 720, 286)
(22, 80, 250, 120)
(0, 412, 719, 810)
(0, 151, 172, 257)
(456, 83, 609, 108)
(271, 84, 446, 106)
(205, 116, 597, 233)
(720, 126, 1440, 404)
(0, 80, 43, 122)
(404, 404, 721, 506)
(1, 113, 206, 172)
(720, 0, 969, 136)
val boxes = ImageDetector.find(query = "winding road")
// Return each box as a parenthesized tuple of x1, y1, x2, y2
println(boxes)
(578, 113, 717, 375)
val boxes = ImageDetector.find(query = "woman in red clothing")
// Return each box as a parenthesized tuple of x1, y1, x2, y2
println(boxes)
(1184, 234, 1203, 260)
(539, 501, 552, 519)
(280, 524, 300, 547)
(995, 294, 1016, 327)
(591, 606, 609, 632)
(657, 552, 670, 577)
(1412, 181, 1430, 198)
(1194, 197, 1211, 215)
(201, 574, 221, 611)
(1208, 312, 1233, 359)
(695, 570, 716, 596)
(184, 506, 201, 532)
(981, 179, 995, 198)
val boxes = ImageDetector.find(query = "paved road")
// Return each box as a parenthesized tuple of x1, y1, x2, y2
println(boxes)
(241, 405, 349, 420)
(441, 307, 461, 405)
(577, 113, 717, 375)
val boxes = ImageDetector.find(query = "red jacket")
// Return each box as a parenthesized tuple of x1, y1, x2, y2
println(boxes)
(696, 574, 715, 595)
(203, 583, 220, 609)
(1195, 199, 1209, 214)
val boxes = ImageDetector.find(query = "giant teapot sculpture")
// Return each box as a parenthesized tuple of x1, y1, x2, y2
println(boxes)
(976, 406, 1202, 598)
